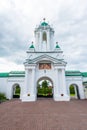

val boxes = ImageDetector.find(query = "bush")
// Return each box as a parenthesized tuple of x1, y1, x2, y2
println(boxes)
(0, 93, 6, 101)
(70, 85, 75, 94)
(15, 86, 20, 94)
(37, 86, 53, 97)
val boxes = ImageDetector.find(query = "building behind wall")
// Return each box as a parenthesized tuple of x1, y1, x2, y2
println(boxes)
(0, 19, 87, 101)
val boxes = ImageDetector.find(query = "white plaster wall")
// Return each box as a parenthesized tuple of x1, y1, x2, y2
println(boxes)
(0, 78, 8, 97)
(0, 75, 86, 100)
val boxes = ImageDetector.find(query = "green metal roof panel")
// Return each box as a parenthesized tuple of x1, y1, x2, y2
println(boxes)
(0, 71, 87, 78)
(56, 44, 60, 48)
(81, 72, 87, 77)
(0, 73, 9, 77)
(9, 71, 25, 77)
(41, 22, 48, 26)
(29, 44, 34, 48)
(9, 71, 25, 74)
(65, 71, 82, 76)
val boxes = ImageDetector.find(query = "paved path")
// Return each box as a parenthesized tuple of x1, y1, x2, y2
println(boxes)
(0, 99, 87, 130)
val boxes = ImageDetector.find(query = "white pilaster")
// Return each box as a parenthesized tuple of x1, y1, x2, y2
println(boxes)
(54, 68, 59, 98)
(47, 30, 50, 51)
(31, 68, 36, 95)
(24, 69, 29, 94)
(39, 31, 42, 51)
(35, 33, 38, 50)
(62, 68, 67, 94)
(54, 67, 70, 101)
(61, 68, 70, 100)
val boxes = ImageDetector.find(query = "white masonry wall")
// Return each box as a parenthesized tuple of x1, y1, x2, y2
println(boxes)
(0, 75, 86, 100)
(0, 78, 8, 97)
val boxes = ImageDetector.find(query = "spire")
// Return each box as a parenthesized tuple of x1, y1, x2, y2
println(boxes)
(41, 18, 48, 26)
(43, 18, 46, 21)
(29, 41, 34, 48)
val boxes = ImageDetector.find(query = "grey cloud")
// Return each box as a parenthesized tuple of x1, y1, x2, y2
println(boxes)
(0, 0, 87, 71)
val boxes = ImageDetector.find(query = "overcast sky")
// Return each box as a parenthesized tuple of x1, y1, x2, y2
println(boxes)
(0, 0, 87, 72)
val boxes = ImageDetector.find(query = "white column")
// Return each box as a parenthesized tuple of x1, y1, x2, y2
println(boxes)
(58, 69, 63, 94)
(39, 31, 42, 50)
(57, 69, 61, 94)
(31, 68, 35, 95)
(35, 33, 38, 50)
(61, 68, 67, 95)
(54, 68, 59, 94)
(47, 31, 50, 51)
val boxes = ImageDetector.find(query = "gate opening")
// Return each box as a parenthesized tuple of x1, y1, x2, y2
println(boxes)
(37, 77, 53, 98)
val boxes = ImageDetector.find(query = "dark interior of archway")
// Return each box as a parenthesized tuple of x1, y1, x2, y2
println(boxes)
(76, 86, 80, 99)
(13, 85, 20, 98)
(37, 80, 53, 98)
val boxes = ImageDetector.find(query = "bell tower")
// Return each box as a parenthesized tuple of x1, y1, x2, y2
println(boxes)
(34, 18, 54, 51)
(22, 19, 70, 102)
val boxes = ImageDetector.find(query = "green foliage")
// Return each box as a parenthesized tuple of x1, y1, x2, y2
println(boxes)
(0, 93, 6, 101)
(15, 86, 20, 95)
(37, 80, 53, 97)
(70, 85, 75, 94)
(37, 86, 52, 96)
(42, 80, 48, 88)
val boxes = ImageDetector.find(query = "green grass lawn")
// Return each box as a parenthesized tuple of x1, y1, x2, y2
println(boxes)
(70, 93, 75, 96)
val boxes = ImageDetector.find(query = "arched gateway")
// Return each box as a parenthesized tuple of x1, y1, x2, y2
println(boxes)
(21, 19, 70, 102)
(37, 76, 54, 98)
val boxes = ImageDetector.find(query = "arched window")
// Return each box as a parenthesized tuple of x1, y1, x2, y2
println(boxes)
(43, 32, 47, 42)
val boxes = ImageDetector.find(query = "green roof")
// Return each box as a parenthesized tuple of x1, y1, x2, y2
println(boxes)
(41, 22, 48, 26)
(0, 71, 87, 78)
(0, 71, 25, 78)
(9, 71, 25, 77)
(81, 72, 87, 77)
(9, 71, 25, 74)
(29, 44, 34, 48)
(0, 73, 9, 77)
(65, 71, 82, 76)
(56, 44, 60, 48)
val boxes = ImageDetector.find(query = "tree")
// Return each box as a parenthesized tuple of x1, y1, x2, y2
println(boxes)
(42, 80, 48, 88)
(15, 86, 20, 94)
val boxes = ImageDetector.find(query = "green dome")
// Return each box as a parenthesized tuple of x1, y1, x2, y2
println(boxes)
(56, 44, 60, 48)
(41, 22, 48, 26)
(29, 44, 34, 48)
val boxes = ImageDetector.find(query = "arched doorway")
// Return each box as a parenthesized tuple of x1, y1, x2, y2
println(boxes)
(12, 84, 21, 98)
(37, 77, 53, 98)
(69, 84, 80, 99)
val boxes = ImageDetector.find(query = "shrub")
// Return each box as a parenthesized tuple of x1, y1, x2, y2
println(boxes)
(70, 85, 75, 94)
(0, 93, 6, 101)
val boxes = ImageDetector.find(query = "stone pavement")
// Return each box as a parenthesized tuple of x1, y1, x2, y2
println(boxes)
(0, 99, 87, 130)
